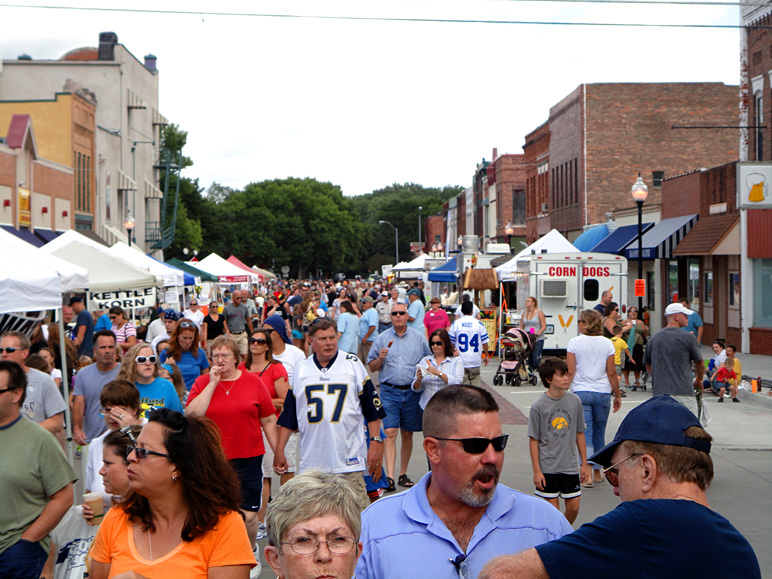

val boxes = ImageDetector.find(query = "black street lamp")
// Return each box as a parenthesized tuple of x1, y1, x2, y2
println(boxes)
(631, 174, 649, 314)
(124, 213, 136, 247)
(505, 221, 515, 252)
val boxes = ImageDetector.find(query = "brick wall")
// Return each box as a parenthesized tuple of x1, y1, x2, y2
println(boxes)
(0, 150, 14, 187)
(549, 86, 585, 234)
(424, 214, 444, 252)
(524, 122, 550, 243)
(746, 12, 772, 162)
(749, 327, 772, 355)
(661, 171, 702, 219)
(493, 153, 526, 238)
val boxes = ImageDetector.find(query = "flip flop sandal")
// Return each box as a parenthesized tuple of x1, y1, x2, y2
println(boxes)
(386, 477, 396, 492)
(398, 474, 415, 488)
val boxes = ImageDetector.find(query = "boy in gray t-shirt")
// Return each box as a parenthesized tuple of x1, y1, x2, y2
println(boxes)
(528, 358, 591, 524)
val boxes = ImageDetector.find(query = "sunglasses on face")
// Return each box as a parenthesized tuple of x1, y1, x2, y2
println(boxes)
(135, 355, 157, 365)
(249, 337, 267, 345)
(128, 445, 171, 460)
(430, 341, 444, 346)
(391, 311, 407, 316)
(432, 434, 509, 454)
(602, 453, 642, 487)
(0, 347, 20, 354)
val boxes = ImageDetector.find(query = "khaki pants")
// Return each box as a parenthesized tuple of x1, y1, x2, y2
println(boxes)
(231, 332, 248, 357)
(463, 366, 481, 386)
(341, 471, 370, 512)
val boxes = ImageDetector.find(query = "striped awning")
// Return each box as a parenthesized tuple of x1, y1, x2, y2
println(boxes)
(624, 214, 698, 260)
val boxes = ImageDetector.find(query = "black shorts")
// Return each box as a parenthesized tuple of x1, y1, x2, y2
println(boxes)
(229, 455, 264, 512)
(535, 473, 581, 499)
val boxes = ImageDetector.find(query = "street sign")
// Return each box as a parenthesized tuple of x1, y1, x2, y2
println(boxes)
(410, 242, 422, 253)
(634, 279, 646, 297)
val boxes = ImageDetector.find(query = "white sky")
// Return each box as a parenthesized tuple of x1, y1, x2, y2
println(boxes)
(0, 0, 740, 196)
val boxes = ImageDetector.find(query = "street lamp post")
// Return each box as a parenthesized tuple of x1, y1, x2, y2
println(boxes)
(379, 220, 399, 264)
(505, 221, 515, 252)
(631, 174, 649, 315)
(418, 206, 423, 252)
(124, 213, 136, 247)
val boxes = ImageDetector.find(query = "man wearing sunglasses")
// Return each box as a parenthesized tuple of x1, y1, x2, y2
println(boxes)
(0, 360, 78, 579)
(357, 385, 571, 579)
(480, 395, 761, 579)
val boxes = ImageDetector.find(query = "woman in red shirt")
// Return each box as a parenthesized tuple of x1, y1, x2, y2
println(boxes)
(186, 335, 279, 554)
(423, 297, 450, 339)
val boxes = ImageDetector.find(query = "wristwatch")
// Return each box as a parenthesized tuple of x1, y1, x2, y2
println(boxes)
(370, 436, 384, 443)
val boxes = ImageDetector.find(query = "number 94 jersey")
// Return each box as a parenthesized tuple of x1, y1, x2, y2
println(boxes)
(278, 351, 385, 474)
(448, 316, 490, 369)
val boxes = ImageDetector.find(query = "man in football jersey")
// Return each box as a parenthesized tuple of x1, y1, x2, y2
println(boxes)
(449, 300, 489, 386)
(273, 318, 385, 510)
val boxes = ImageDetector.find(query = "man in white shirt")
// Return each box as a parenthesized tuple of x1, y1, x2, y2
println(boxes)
(455, 293, 481, 320)
(182, 298, 205, 329)
(448, 301, 489, 386)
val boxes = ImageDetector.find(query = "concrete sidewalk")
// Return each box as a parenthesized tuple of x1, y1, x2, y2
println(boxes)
(700, 345, 772, 409)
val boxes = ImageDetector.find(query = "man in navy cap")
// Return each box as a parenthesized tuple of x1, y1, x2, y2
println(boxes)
(480, 395, 761, 578)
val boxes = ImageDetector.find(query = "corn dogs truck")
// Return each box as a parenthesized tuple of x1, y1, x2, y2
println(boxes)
(516, 252, 628, 355)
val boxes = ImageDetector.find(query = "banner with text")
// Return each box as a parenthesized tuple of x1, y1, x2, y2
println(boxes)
(89, 288, 157, 310)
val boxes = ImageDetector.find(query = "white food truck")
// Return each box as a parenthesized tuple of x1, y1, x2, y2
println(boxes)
(516, 252, 629, 355)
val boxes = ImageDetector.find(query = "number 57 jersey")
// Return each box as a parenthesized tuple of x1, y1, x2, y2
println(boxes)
(278, 351, 385, 474)
(448, 316, 490, 369)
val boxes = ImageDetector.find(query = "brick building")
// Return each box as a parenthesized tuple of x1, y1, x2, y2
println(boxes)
(489, 151, 526, 248)
(523, 83, 739, 242)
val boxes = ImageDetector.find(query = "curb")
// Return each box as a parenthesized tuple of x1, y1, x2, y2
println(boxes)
(737, 387, 772, 410)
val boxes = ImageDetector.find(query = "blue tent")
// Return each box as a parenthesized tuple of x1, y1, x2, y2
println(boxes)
(150, 256, 197, 286)
(427, 257, 458, 283)
(572, 224, 609, 252)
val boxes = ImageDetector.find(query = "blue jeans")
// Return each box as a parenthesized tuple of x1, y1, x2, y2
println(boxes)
(575, 390, 611, 470)
(0, 539, 48, 579)
(529, 339, 545, 374)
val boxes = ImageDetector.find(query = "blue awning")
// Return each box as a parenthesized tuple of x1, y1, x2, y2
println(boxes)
(591, 223, 654, 255)
(1, 225, 43, 247)
(625, 215, 698, 260)
(34, 228, 59, 244)
(150, 256, 197, 286)
(428, 257, 458, 283)
(572, 224, 609, 252)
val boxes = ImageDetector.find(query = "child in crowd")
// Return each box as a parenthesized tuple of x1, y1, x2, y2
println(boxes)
(159, 362, 186, 406)
(714, 357, 740, 403)
(528, 358, 591, 524)
(38, 347, 62, 388)
(610, 324, 631, 377)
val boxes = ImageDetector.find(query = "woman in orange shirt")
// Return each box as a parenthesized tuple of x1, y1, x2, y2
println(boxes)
(89, 409, 256, 578)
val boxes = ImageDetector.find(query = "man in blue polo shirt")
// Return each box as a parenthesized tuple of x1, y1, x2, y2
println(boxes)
(358, 296, 379, 365)
(357, 385, 571, 579)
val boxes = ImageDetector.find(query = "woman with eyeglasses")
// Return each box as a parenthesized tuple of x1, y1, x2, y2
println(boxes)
(84, 380, 145, 510)
(186, 335, 280, 558)
(567, 310, 622, 486)
(109, 306, 138, 355)
(411, 329, 463, 410)
(119, 343, 183, 413)
(160, 318, 209, 393)
(202, 300, 226, 350)
(89, 408, 257, 578)
(240, 328, 292, 542)
(264, 471, 363, 579)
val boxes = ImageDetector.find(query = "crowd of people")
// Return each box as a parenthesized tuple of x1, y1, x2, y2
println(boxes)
(0, 279, 762, 579)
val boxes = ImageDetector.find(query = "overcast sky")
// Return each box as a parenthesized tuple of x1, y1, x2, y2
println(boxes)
(0, 0, 739, 196)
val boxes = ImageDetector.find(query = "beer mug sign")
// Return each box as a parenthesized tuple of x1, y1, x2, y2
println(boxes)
(746, 172, 767, 203)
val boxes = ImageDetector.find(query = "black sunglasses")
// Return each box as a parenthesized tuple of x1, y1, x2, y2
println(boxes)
(0, 347, 20, 354)
(0, 387, 19, 394)
(431, 434, 509, 454)
(128, 445, 171, 460)
(430, 341, 444, 346)
(249, 338, 267, 345)
(391, 311, 407, 316)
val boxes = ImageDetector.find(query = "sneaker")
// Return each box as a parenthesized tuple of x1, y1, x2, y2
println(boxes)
(717, 397, 724, 403)
(732, 398, 740, 403)
(255, 522, 267, 541)
(250, 545, 262, 579)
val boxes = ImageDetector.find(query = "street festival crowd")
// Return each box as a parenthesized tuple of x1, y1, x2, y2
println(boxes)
(0, 278, 762, 579)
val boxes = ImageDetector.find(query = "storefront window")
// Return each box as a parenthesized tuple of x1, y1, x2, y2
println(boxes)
(729, 272, 740, 307)
(688, 259, 700, 310)
(667, 261, 679, 303)
(753, 259, 772, 326)
(646, 271, 656, 311)
(704, 271, 714, 306)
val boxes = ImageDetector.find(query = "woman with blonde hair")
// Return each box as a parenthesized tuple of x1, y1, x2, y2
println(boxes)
(119, 342, 183, 413)
(160, 318, 209, 392)
(519, 296, 547, 375)
(567, 310, 622, 486)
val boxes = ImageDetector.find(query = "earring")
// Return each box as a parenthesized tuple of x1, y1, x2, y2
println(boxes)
(172, 475, 178, 482)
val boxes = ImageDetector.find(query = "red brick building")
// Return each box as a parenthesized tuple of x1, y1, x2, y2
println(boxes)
(524, 122, 550, 243)
(489, 152, 526, 247)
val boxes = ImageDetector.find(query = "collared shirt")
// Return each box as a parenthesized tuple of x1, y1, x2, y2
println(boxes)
(367, 327, 430, 386)
(407, 299, 425, 332)
(411, 355, 464, 409)
(376, 300, 392, 323)
(359, 308, 379, 341)
(356, 472, 573, 579)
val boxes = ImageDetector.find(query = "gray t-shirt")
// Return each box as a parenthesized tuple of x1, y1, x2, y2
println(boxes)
(527, 391, 586, 475)
(72, 363, 122, 442)
(643, 327, 703, 396)
(22, 368, 67, 424)
(223, 302, 249, 333)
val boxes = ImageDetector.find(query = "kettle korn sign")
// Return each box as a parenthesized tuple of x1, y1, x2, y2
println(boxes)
(737, 162, 772, 209)
(89, 288, 156, 309)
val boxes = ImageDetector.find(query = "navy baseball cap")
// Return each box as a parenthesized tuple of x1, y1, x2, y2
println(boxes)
(163, 309, 180, 321)
(589, 395, 711, 468)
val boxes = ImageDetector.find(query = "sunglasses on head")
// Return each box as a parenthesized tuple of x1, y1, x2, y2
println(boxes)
(179, 321, 194, 329)
(0, 347, 20, 354)
(431, 434, 509, 454)
(249, 337, 267, 345)
(135, 355, 157, 365)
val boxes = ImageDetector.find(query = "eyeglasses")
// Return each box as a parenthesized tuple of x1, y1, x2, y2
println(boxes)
(179, 322, 194, 329)
(0, 347, 20, 354)
(211, 353, 233, 361)
(135, 355, 157, 365)
(0, 387, 18, 394)
(391, 311, 407, 316)
(430, 341, 444, 346)
(280, 535, 356, 555)
(128, 445, 171, 460)
(602, 453, 642, 487)
(431, 434, 509, 454)
(249, 338, 267, 345)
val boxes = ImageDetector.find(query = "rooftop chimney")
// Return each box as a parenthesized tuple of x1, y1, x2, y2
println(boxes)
(98, 32, 118, 61)
(144, 54, 157, 72)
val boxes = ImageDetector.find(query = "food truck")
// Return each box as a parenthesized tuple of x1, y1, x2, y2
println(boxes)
(515, 252, 629, 355)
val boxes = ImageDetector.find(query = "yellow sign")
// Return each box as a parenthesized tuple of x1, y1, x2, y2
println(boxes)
(18, 187, 30, 227)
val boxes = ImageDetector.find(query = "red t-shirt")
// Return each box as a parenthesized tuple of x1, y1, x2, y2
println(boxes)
(715, 367, 736, 383)
(238, 361, 288, 417)
(187, 371, 276, 460)
(424, 308, 450, 337)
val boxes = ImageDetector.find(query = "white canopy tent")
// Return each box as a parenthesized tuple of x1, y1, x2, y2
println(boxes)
(495, 229, 578, 282)
(109, 242, 184, 287)
(392, 253, 431, 271)
(191, 253, 261, 284)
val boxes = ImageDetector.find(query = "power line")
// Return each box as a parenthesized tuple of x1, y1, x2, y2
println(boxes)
(0, 3, 758, 29)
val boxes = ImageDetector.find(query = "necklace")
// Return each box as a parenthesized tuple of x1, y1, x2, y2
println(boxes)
(221, 375, 238, 395)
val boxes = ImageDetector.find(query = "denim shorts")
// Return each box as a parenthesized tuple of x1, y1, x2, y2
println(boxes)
(0, 539, 48, 579)
(379, 384, 423, 431)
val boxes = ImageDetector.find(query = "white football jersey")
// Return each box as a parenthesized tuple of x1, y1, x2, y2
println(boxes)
(449, 316, 489, 369)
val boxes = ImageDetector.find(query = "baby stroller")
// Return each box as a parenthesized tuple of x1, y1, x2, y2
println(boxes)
(492, 328, 537, 386)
